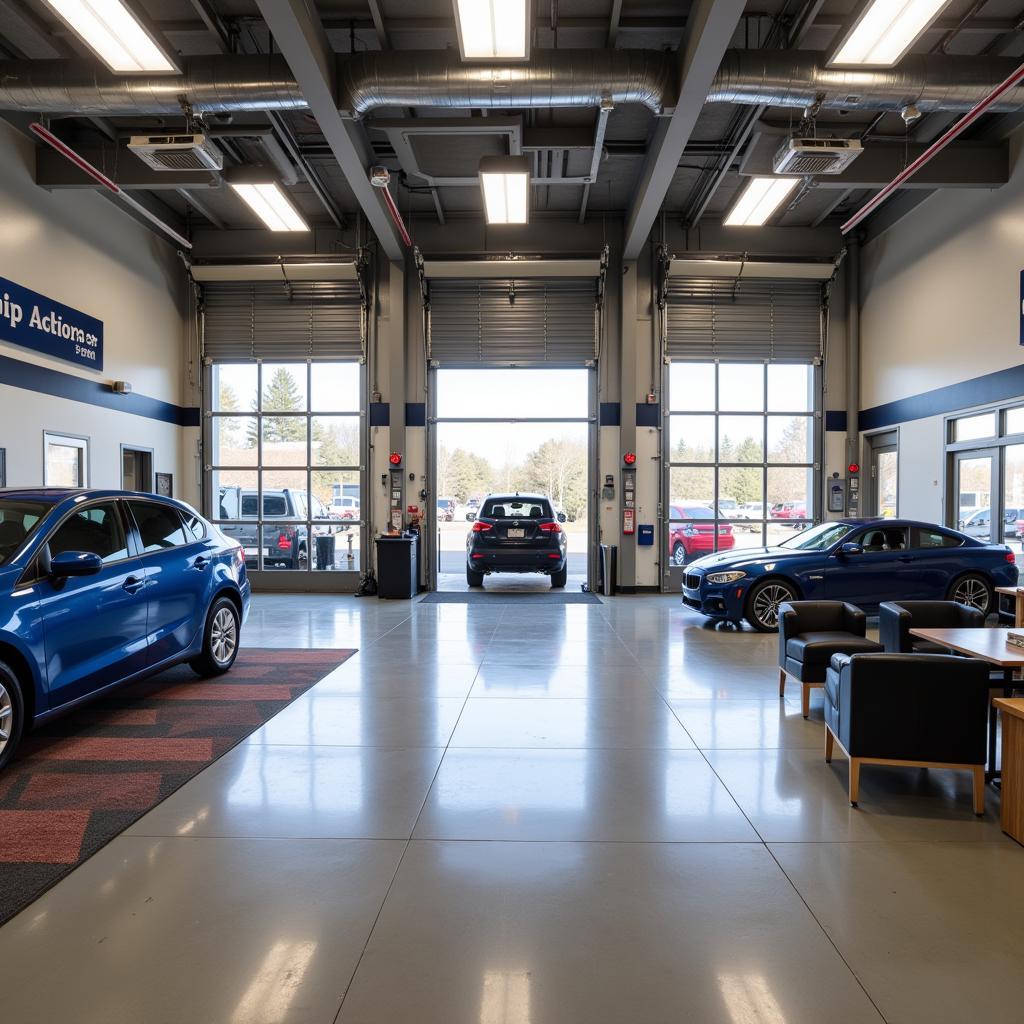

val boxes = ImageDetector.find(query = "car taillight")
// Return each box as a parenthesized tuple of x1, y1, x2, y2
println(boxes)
(471, 521, 492, 533)
(1007, 551, 1016, 564)
(278, 533, 292, 549)
(538, 521, 561, 533)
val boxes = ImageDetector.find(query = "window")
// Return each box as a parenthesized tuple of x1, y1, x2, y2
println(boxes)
(44, 432, 88, 487)
(482, 497, 553, 519)
(180, 511, 206, 542)
(0, 500, 49, 564)
(951, 413, 996, 443)
(130, 502, 188, 552)
(780, 522, 850, 551)
(50, 502, 128, 563)
(913, 527, 962, 549)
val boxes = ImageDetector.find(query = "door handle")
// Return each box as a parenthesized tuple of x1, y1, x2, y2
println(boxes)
(123, 576, 145, 595)
(193, 555, 210, 570)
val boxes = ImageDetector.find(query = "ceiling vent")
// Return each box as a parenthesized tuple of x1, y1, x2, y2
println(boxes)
(772, 137, 863, 176)
(127, 133, 223, 171)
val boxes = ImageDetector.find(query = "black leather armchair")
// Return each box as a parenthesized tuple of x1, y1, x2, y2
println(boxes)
(778, 601, 883, 718)
(879, 601, 984, 654)
(824, 652, 990, 814)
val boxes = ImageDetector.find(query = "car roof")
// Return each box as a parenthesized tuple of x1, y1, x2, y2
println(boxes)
(0, 487, 187, 504)
(483, 493, 549, 502)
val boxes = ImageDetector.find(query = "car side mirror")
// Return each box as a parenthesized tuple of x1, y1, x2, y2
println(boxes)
(49, 550, 104, 578)
(839, 542, 863, 557)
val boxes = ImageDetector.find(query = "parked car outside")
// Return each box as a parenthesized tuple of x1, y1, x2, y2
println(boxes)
(466, 493, 568, 588)
(668, 502, 735, 566)
(771, 501, 808, 524)
(218, 486, 332, 569)
(437, 497, 456, 522)
(716, 498, 740, 518)
(733, 501, 766, 531)
(960, 506, 1022, 540)
(681, 518, 1017, 632)
(0, 488, 250, 770)
(330, 495, 360, 527)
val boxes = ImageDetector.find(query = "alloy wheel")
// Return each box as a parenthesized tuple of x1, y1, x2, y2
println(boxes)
(0, 679, 12, 758)
(672, 545, 687, 567)
(210, 607, 238, 667)
(752, 584, 793, 629)
(953, 577, 990, 613)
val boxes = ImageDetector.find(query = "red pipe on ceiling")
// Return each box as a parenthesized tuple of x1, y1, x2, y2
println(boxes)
(376, 183, 413, 248)
(841, 60, 1024, 235)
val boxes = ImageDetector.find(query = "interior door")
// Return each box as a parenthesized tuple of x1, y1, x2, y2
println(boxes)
(867, 435, 898, 518)
(951, 450, 998, 542)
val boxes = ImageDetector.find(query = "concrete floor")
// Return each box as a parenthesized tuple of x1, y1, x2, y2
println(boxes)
(2, 592, 1024, 1023)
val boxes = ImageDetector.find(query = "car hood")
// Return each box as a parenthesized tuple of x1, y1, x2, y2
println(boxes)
(688, 547, 808, 572)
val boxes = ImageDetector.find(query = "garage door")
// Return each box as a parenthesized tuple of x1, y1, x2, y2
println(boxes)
(427, 278, 598, 365)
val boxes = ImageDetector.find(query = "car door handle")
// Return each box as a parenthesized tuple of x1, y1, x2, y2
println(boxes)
(193, 555, 211, 570)
(123, 576, 145, 595)
(898, 555, 914, 563)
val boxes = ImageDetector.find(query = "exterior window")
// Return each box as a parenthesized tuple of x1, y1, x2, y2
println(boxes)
(951, 413, 996, 443)
(50, 502, 127, 563)
(44, 432, 88, 487)
(130, 502, 189, 551)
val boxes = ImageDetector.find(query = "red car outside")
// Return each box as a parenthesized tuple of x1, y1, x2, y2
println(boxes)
(669, 502, 735, 566)
(771, 501, 807, 521)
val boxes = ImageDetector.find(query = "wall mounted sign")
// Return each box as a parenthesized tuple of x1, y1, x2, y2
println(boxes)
(0, 275, 103, 370)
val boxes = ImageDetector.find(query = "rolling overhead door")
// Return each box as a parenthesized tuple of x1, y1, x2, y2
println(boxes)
(427, 278, 598, 364)
(201, 281, 365, 360)
(665, 278, 823, 362)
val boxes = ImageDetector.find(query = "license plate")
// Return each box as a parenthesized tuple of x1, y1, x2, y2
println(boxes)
(507, 528, 525, 539)
(243, 547, 268, 557)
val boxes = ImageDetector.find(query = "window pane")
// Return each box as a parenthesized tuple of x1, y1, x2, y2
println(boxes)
(260, 524, 307, 571)
(767, 467, 812, 519)
(260, 471, 308, 514)
(316, 470, 361, 518)
(767, 364, 813, 412)
(312, 416, 360, 467)
(51, 503, 127, 562)
(130, 502, 188, 552)
(952, 412, 996, 443)
(1003, 444, 1024, 552)
(668, 362, 715, 412)
(913, 527, 962, 549)
(212, 470, 257, 519)
(261, 364, 308, 412)
(45, 437, 86, 487)
(262, 416, 308, 466)
(213, 363, 257, 413)
(1006, 407, 1024, 436)
(669, 415, 715, 462)
(719, 364, 764, 411)
(767, 416, 812, 463)
(436, 368, 588, 419)
(668, 468, 715, 511)
(719, 416, 763, 462)
(180, 511, 205, 541)
(311, 362, 360, 412)
(719, 466, 763, 514)
(213, 417, 257, 466)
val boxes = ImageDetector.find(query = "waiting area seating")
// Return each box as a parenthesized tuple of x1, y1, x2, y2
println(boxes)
(879, 600, 985, 654)
(824, 652, 991, 814)
(778, 601, 883, 718)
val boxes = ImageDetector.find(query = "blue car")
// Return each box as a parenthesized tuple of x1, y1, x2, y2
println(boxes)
(0, 488, 251, 769)
(682, 519, 1018, 632)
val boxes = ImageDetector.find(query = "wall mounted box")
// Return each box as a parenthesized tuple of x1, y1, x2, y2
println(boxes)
(638, 524, 654, 546)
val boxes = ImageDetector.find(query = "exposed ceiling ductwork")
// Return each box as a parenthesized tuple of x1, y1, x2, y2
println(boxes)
(0, 50, 1022, 118)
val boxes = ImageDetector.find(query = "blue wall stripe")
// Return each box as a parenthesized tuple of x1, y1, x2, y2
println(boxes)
(599, 402, 621, 427)
(860, 363, 1024, 431)
(405, 402, 426, 427)
(0, 352, 198, 426)
(636, 402, 659, 427)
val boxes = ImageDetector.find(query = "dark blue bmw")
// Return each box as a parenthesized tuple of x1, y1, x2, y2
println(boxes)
(0, 489, 250, 769)
(682, 519, 1018, 632)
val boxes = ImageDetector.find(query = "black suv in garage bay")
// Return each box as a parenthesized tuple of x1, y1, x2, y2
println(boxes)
(466, 494, 568, 588)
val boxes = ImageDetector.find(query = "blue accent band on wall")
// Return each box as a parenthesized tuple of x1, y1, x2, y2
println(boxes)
(860, 364, 1024, 431)
(405, 402, 426, 427)
(0, 353, 198, 426)
(636, 402, 659, 427)
(825, 410, 848, 432)
(369, 402, 390, 427)
(599, 402, 620, 426)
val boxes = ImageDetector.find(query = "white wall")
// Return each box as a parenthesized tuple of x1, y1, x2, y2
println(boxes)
(0, 122, 193, 502)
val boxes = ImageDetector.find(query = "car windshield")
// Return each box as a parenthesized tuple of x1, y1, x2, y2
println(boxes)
(0, 500, 50, 564)
(779, 522, 853, 551)
(482, 498, 552, 519)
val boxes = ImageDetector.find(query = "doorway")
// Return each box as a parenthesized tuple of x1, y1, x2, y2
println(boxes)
(121, 446, 154, 493)
(951, 449, 997, 542)
(428, 367, 595, 592)
(865, 431, 898, 518)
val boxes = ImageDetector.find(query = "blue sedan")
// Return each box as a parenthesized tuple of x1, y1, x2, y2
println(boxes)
(682, 519, 1018, 632)
(0, 488, 250, 769)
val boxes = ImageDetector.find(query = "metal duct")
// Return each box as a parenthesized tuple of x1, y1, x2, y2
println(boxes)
(338, 49, 675, 115)
(709, 50, 1024, 114)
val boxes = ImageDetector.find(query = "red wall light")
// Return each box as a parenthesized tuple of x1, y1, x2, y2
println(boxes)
(389, 452, 402, 466)
(623, 452, 637, 466)
(848, 463, 860, 475)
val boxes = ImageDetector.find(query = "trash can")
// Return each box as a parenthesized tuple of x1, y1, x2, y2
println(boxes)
(315, 533, 336, 570)
(600, 544, 617, 597)
(375, 534, 418, 599)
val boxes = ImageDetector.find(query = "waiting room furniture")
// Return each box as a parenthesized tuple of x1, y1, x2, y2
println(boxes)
(879, 601, 984, 654)
(994, 698, 1024, 845)
(778, 601, 883, 718)
(909, 627, 1024, 777)
(995, 587, 1024, 627)
(824, 653, 990, 814)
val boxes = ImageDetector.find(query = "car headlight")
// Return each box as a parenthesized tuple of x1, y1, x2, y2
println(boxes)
(705, 571, 747, 585)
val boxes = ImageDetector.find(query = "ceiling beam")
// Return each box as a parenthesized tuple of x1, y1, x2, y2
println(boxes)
(35, 145, 219, 189)
(607, 0, 623, 47)
(622, 0, 744, 259)
(861, 191, 933, 243)
(255, 0, 406, 259)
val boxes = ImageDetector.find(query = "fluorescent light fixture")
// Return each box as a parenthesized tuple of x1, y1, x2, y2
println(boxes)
(479, 156, 530, 225)
(830, 0, 952, 67)
(44, 0, 179, 73)
(723, 176, 800, 227)
(454, 0, 530, 60)
(229, 182, 309, 232)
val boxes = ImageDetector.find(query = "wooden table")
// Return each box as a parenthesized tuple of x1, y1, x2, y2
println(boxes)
(994, 698, 1024, 844)
(910, 627, 1024, 779)
(995, 587, 1024, 627)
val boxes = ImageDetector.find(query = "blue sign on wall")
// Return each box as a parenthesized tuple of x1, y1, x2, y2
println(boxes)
(0, 275, 103, 371)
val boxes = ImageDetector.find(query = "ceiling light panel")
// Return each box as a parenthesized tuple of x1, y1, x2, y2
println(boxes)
(723, 177, 800, 227)
(44, 0, 179, 73)
(478, 156, 530, 225)
(454, 0, 530, 60)
(229, 183, 309, 232)
(830, 0, 952, 67)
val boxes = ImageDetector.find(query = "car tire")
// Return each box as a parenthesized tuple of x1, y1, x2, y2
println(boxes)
(671, 543, 687, 567)
(190, 596, 241, 678)
(947, 572, 994, 616)
(550, 565, 567, 588)
(467, 568, 484, 588)
(744, 579, 798, 633)
(0, 661, 26, 772)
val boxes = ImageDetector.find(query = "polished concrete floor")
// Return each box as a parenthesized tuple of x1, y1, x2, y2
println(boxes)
(3, 593, 1024, 1023)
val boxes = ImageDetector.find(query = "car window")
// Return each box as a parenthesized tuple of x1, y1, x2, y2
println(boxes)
(482, 498, 552, 519)
(241, 495, 258, 517)
(50, 502, 128, 564)
(129, 502, 189, 552)
(0, 500, 49, 565)
(780, 522, 851, 550)
(180, 511, 206, 542)
(263, 495, 288, 517)
(913, 527, 963, 549)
